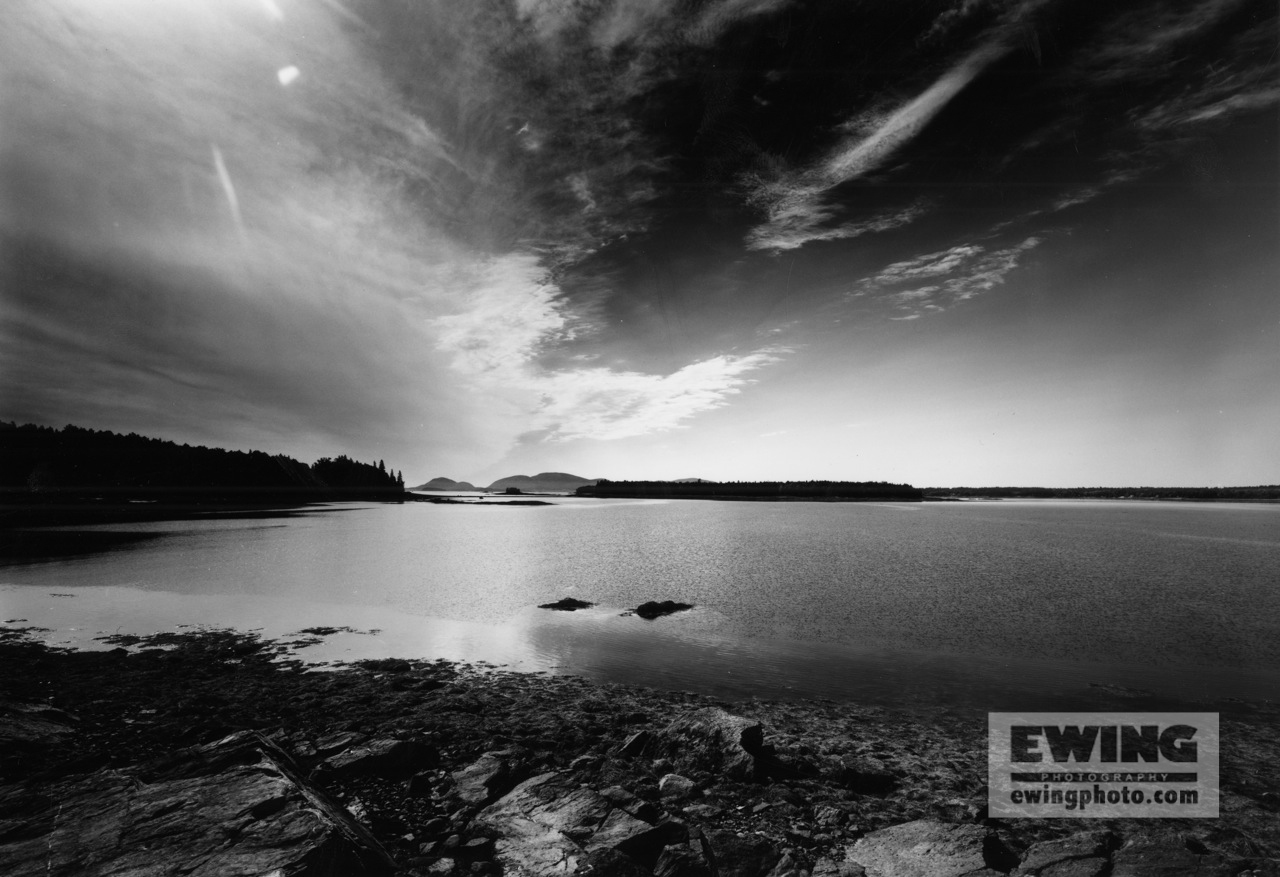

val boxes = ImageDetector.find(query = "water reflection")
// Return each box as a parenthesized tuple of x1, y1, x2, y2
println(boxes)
(4, 584, 1276, 714)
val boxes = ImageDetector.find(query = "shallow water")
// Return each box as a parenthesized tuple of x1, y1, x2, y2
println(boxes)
(3, 498, 1278, 708)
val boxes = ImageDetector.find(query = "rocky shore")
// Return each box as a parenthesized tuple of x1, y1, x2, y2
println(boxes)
(1, 627, 1278, 876)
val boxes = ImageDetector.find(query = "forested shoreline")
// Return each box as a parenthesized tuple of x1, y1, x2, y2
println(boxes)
(577, 480, 925, 501)
(1, 422, 405, 527)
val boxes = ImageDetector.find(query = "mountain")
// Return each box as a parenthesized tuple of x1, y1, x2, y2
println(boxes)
(410, 477, 477, 491)
(485, 472, 597, 493)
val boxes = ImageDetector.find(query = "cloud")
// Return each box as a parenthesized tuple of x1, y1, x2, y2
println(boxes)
(430, 254, 784, 442)
(855, 236, 1042, 317)
(743, 37, 1010, 252)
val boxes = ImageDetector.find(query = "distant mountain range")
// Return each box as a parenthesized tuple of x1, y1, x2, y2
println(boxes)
(409, 472, 597, 493)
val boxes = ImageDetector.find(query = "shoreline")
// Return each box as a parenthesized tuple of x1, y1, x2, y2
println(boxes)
(2, 628, 1278, 876)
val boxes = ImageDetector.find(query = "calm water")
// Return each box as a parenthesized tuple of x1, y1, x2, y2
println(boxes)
(3, 498, 1278, 709)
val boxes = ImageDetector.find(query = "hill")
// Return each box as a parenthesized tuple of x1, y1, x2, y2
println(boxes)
(410, 477, 477, 491)
(485, 472, 597, 493)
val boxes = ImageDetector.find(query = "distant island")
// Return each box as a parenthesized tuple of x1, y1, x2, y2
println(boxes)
(923, 485, 1280, 501)
(577, 479, 924, 501)
(486, 472, 598, 493)
(410, 477, 478, 491)
(1, 421, 406, 527)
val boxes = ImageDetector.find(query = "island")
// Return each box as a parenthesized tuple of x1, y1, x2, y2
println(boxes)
(577, 480, 924, 501)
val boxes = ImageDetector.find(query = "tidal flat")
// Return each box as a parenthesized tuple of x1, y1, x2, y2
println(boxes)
(2, 627, 1278, 876)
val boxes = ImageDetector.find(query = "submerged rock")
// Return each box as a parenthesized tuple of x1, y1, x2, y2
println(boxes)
(538, 597, 595, 611)
(633, 601, 694, 619)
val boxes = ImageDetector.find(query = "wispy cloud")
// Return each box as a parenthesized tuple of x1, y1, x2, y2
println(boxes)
(430, 254, 784, 442)
(743, 38, 1009, 252)
(854, 236, 1042, 317)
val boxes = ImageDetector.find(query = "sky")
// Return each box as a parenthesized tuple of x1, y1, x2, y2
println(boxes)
(1, 0, 1277, 487)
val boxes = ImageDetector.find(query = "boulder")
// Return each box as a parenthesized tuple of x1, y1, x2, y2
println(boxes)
(473, 772, 683, 875)
(845, 819, 1011, 877)
(0, 730, 394, 876)
(655, 708, 764, 782)
(659, 774, 697, 803)
(452, 751, 514, 806)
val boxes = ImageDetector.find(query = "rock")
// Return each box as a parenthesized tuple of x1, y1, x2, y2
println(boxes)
(656, 708, 764, 782)
(320, 737, 439, 779)
(767, 850, 807, 877)
(422, 816, 451, 837)
(812, 857, 868, 877)
(582, 847, 653, 876)
(660, 773, 697, 802)
(459, 837, 495, 859)
(834, 757, 897, 795)
(569, 754, 600, 771)
(427, 857, 456, 874)
(315, 729, 366, 756)
(683, 803, 722, 819)
(0, 730, 395, 876)
(705, 829, 783, 877)
(846, 819, 1012, 877)
(473, 772, 683, 875)
(538, 598, 595, 611)
(452, 751, 514, 806)
(1110, 832, 1237, 876)
(633, 601, 694, 619)
(655, 841, 714, 876)
(618, 730, 652, 758)
(1014, 831, 1113, 876)
(0, 699, 78, 776)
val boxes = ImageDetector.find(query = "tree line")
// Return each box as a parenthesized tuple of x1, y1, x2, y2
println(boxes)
(577, 479, 924, 500)
(1, 421, 405, 513)
(923, 485, 1280, 501)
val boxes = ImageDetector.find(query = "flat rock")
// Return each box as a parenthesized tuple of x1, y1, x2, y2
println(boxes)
(1014, 831, 1112, 875)
(473, 772, 681, 876)
(0, 730, 394, 877)
(846, 819, 1007, 877)
(320, 737, 439, 779)
(656, 708, 764, 782)
(1110, 832, 1237, 876)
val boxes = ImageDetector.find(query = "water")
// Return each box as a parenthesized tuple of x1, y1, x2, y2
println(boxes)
(3, 498, 1278, 710)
